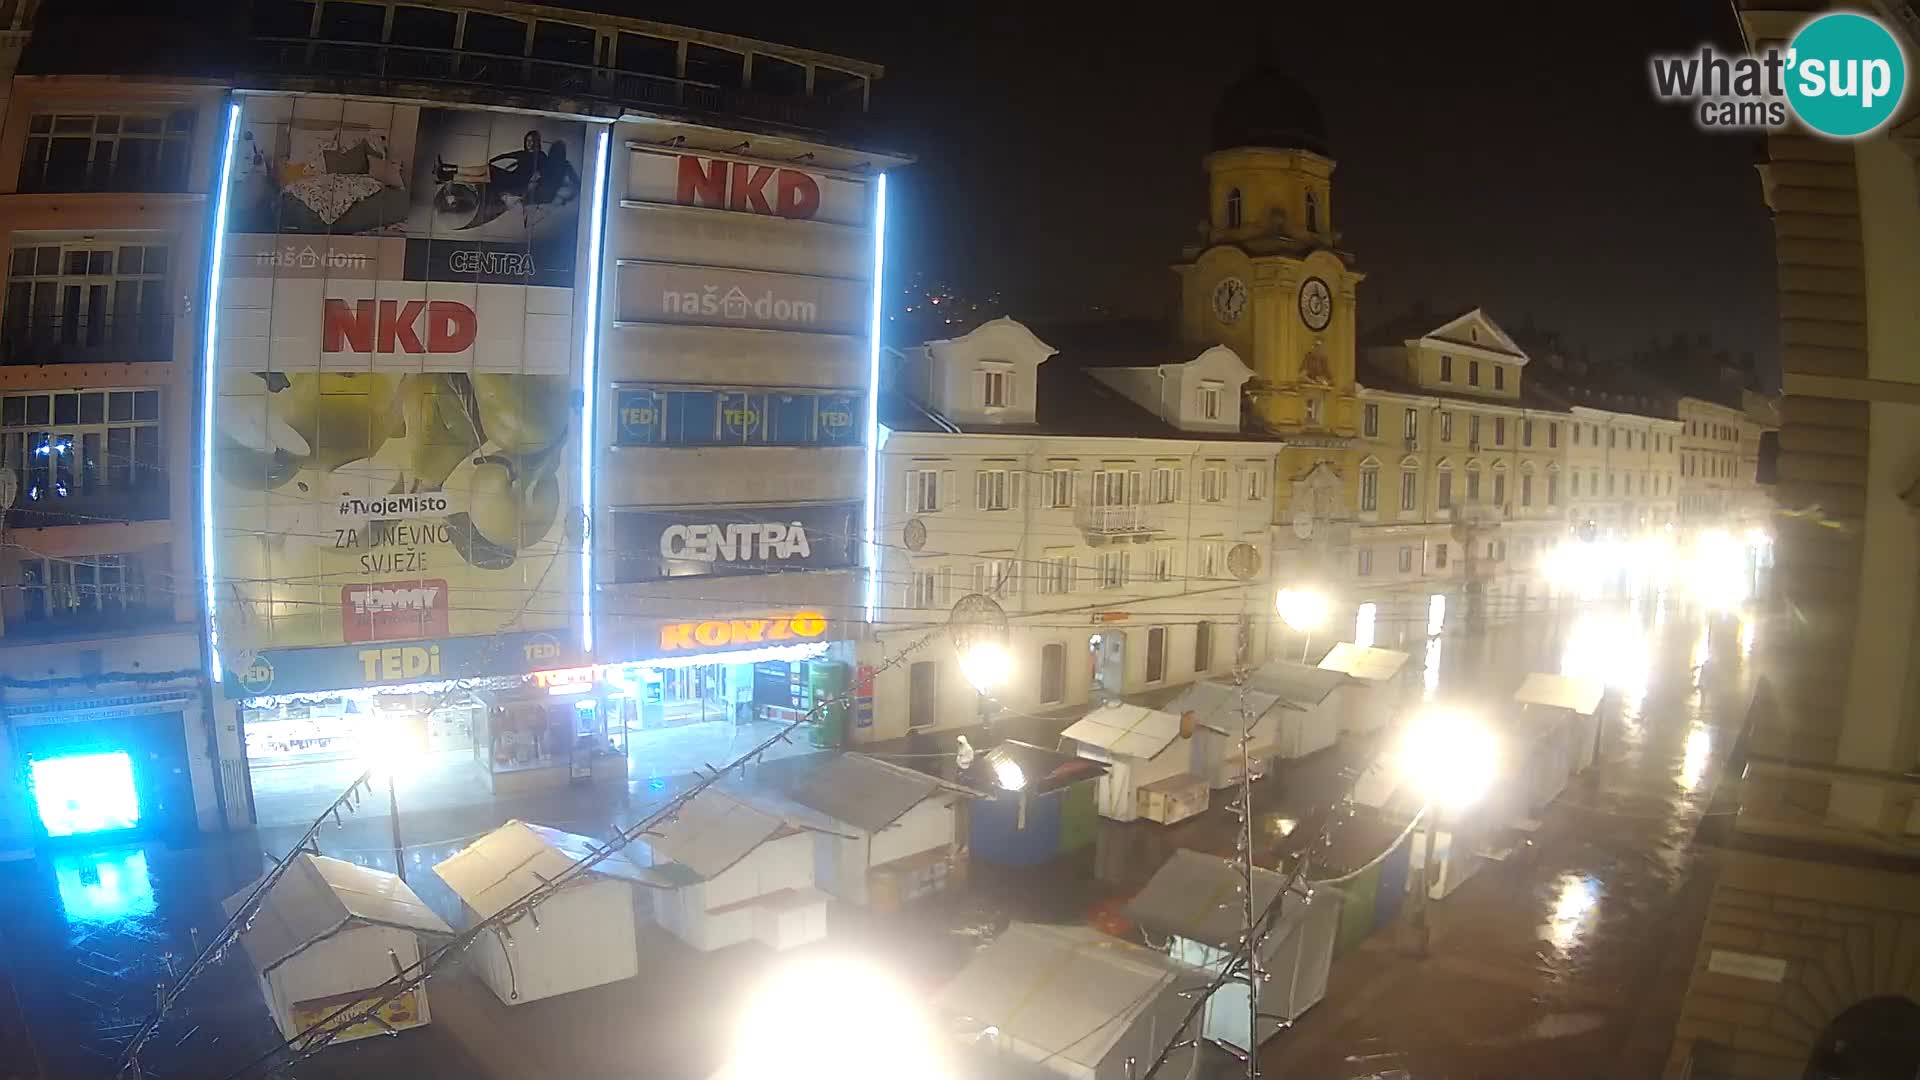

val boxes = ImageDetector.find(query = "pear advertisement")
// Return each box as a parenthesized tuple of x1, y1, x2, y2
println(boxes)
(213, 95, 589, 690)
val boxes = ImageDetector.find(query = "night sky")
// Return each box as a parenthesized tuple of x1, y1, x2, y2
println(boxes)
(682, 0, 1780, 373)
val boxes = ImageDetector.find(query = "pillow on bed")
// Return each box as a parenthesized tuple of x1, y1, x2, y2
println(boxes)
(323, 140, 372, 176)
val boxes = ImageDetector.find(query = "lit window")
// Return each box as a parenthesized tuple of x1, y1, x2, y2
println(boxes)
(1198, 381, 1223, 420)
(1225, 187, 1242, 228)
(1356, 548, 1373, 577)
(981, 367, 1010, 408)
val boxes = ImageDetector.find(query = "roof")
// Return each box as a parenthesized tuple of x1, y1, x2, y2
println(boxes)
(634, 789, 815, 885)
(781, 752, 971, 834)
(936, 922, 1183, 1073)
(225, 854, 451, 974)
(433, 820, 652, 919)
(1163, 679, 1287, 745)
(1127, 849, 1293, 951)
(1212, 63, 1330, 156)
(1245, 660, 1350, 705)
(1357, 354, 1571, 414)
(1060, 702, 1186, 760)
(1513, 673, 1605, 716)
(960, 740, 1108, 796)
(1318, 643, 1411, 684)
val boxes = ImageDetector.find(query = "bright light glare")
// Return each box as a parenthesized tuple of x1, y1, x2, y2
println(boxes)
(1737, 612, 1756, 659)
(53, 850, 156, 923)
(31, 753, 140, 837)
(1560, 612, 1651, 714)
(359, 723, 421, 781)
(1426, 593, 1446, 638)
(992, 758, 1026, 792)
(577, 127, 611, 653)
(1395, 707, 1497, 811)
(1422, 638, 1443, 702)
(1686, 530, 1750, 612)
(1546, 874, 1599, 952)
(1276, 587, 1331, 632)
(1679, 724, 1712, 792)
(725, 956, 947, 1080)
(1353, 602, 1377, 650)
(959, 641, 1012, 692)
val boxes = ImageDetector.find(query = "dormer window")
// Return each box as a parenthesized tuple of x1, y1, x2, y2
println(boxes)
(1198, 380, 1223, 420)
(1305, 190, 1320, 234)
(1225, 188, 1242, 229)
(980, 364, 1011, 409)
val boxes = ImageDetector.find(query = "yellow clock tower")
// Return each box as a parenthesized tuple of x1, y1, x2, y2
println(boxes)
(1173, 60, 1364, 551)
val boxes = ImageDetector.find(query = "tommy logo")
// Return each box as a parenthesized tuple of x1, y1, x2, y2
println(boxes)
(323, 299, 478, 354)
(341, 580, 450, 643)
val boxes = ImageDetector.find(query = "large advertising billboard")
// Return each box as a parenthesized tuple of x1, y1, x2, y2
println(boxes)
(213, 96, 590, 694)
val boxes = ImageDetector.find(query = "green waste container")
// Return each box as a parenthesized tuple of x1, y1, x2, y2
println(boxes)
(807, 662, 849, 748)
(1330, 864, 1382, 958)
(1056, 781, 1099, 853)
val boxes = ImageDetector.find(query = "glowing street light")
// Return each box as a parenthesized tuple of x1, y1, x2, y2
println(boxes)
(1394, 706, 1498, 812)
(720, 956, 948, 1080)
(1275, 587, 1330, 633)
(958, 640, 1012, 694)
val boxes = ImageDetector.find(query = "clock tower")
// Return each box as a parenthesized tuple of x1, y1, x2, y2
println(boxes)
(1173, 62, 1363, 438)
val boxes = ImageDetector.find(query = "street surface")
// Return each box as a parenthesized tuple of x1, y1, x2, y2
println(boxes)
(0, 589, 1750, 1080)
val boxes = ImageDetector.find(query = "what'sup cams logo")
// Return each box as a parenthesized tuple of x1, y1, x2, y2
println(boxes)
(1651, 11, 1908, 137)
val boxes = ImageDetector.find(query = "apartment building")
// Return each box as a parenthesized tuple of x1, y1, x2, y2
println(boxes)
(1564, 400, 1683, 539)
(1678, 394, 1756, 530)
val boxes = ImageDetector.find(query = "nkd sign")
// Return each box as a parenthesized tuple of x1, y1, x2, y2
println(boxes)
(615, 262, 868, 335)
(610, 501, 860, 582)
(625, 148, 871, 228)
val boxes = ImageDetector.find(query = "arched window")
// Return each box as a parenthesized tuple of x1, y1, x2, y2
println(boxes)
(1305, 190, 1320, 233)
(1225, 188, 1243, 228)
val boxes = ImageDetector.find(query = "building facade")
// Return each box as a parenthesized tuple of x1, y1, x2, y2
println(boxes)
(1678, 394, 1757, 530)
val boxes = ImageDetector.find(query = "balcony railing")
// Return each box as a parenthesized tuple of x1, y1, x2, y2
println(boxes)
(3, 602, 175, 642)
(1, 315, 174, 365)
(248, 38, 872, 138)
(5, 482, 170, 529)
(1078, 503, 1158, 537)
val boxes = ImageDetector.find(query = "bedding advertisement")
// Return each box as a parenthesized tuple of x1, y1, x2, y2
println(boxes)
(214, 95, 589, 691)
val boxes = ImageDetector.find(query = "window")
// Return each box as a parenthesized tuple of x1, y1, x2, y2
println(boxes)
(907, 468, 944, 513)
(981, 366, 1010, 408)
(1607, 473, 1615, 496)
(1572, 424, 1581, 446)
(1196, 540, 1223, 578)
(1149, 545, 1175, 583)
(1440, 412, 1454, 442)
(1494, 417, 1506, 446)
(1150, 466, 1182, 504)
(1400, 471, 1417, 512)
(1609, 429, 1617, 449)
(1092, 468, 1138, 508)
(1243, 468, 1267, 501)
(1468, 360, 1481, 387)
(612, 386, 862, 448)
(1359, 465, 1379, 512)
(7, 242, 174, 363)
(16, 552, 155, 631)
(3, 388, 165, 527)
(1398, 546, 1415, 573)
(1356, 548, 1373, 577)
(1363, 403, 1379, 437)
(1099, 550, 1129, 590)
(1522, 420, 1533, 447)
(1044, 467, 1074, 508)
(1640, 473, 1648, 495)
(1440, 355, 1454, 382)
(1466, 468, 1481, 501)
(1435, 543, 1449, 569)
(1198, 381, 1223, 421)
(1146, 626, 1168, 683)
(1225, 187, 1242, 228)
(1468, 415, 1481, 447)
(1492, 471, 1506, 506)
(975, 467, 1020, 511)
(1486, 541, 1498, 561)
(1437, 468, 1453, 509)
(20, 111, 195, 193)
(974, 557, 1019, 598)
(1548, 422, 1559, 449)
(908, 662, 938, 729)
(906, 568, 946, 610)
(1194, 621, 1215, 673)
(1494, 365, 1506, 390)
(1522, 473, 1533, 506)
(1038, 554, 1074, 595)
(1039, 644, 1066, 704)
(1304, 396, 1323, 426)
(1640, 431, 1648, 450)
(1200, 466, 1228, 502)
(1304, 190, 1320, 233)
(1403, 408, 1418, 442)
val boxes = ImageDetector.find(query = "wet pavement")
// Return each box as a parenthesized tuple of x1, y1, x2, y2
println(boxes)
(0, 589, 1753, 1080)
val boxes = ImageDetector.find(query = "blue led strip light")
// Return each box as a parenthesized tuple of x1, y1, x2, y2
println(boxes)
(863, 173, 888, 622)
(200, 101, 243, 683)
(578, 127, 613, 654)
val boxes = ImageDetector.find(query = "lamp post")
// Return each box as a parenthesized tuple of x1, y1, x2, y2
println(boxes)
(959, 640, 1011, 727)
(1393, 705, 1497, 957)
(1275, 586, 1330, 663)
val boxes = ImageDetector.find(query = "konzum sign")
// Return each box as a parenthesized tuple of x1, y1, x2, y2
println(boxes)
(626, 147, 871, 227)
(658, 610, 829, 651)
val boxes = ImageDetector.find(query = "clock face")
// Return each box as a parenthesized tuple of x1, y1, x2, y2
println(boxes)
(1298, 277, 1333, 331)
(1211, 277, 1247, 324)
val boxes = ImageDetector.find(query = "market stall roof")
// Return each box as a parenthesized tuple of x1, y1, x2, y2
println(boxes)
(1127, 849, 1293, 952)
(1246, 660, 1351, 705)
(225, 853, 451, 975)
(632, 789, 821, 886)
(781, 752, 975, 834)
(1163, 679, 1291, 739)
(1060, 702, 1186, 760)
(1318, 643, 1412, 684)
(936, 922, 1183, 1074)
(432, 820, 652, 919)
(1514, 673, 1605, 716)
(960, 740, 1108, 796)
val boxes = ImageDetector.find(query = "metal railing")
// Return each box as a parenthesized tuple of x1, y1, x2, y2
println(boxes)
(1, 315, 174, 365)
(1078, 503, 1157, 535)
(248, 37, 870, 137)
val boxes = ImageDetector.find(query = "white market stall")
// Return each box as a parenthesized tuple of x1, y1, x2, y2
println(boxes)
(936, 922, 1201, 1080)
(778, 752, 974, 910)
(632, 788, 832, 952)
(1162, 679, 1290, 789)
(1317, 643, 1412, 735)
(226, 853, 452, 1044)
(1059, 703, 1206, 824)
(432, 820, 650, 1005)
(1487, 699, 1579, 821)
(1244, 661, 1349, 758)
(1127, 849, 1338, 1052)
(1514, 672, 1606, 776)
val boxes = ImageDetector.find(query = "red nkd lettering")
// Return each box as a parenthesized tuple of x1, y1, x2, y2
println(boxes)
(323, 299, 477, 354)
(671, 155, 822, 221)
(675, 154, 728, 209)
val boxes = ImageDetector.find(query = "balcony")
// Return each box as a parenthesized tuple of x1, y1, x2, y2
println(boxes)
(246, 37, 874, 140)
(1078, 503, 1160, 542)
(1, 315, 174, 366)
(3, 601, 176, 643)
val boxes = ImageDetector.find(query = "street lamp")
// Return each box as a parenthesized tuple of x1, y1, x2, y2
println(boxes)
(719, 955, 947, 1080)
(358, 720, 421, 882)
(1392, 705, 1498, 956)
(1276, 586, 1330, 662)
(958, 640, 1011, 726)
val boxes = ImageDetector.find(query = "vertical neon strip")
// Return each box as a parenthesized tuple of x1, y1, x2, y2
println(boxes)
(578, 128, 611, 655)
(863, 173, 888, 622)
(201, 101, 242, 684)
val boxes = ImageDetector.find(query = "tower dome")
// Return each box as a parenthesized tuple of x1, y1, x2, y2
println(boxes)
(1210, 66, 1330, 157)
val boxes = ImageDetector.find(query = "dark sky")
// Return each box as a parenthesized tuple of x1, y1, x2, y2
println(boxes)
(686, 0, 1780, 371)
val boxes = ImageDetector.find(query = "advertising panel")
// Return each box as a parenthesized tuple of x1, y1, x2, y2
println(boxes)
(213, 95, 590, 692)
(624, 149, 870, 227)
(611, 385, 861, 447)
(614, 261, 868, 335)
(609, 501, 860, 582)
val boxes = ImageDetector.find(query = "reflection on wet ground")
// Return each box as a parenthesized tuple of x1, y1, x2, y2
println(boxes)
(0, 591, 1753, 1080)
